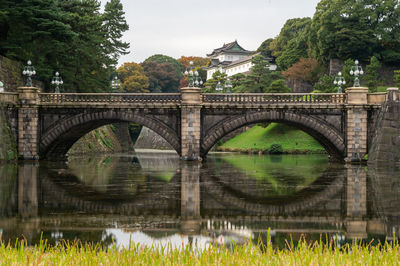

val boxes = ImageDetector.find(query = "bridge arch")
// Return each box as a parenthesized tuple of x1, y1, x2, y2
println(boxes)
(201, 110, 345, 159)
(40, 109, 180, 159)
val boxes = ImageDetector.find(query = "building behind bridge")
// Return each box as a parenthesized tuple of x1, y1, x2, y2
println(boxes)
(205, 40, 277, 80)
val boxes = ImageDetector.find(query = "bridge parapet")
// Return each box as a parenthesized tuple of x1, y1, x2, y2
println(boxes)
(39, 93, 181, 106)
(202, 93, 346, 105)
(0, 92, 18, 105)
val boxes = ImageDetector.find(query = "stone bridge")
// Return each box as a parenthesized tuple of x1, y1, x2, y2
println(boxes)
(0, 86, 398, 162)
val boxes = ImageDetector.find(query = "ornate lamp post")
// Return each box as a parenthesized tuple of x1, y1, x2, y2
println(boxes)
(333, 72, 346, 93)
(184, 61, 203, 87)
(225, 78, 232, 93)
(350, 59, 364, 87)
(51, 72, 63, 93)
(0, 81, 4, 92)
(215, 81, 223, 92)
(111, 76, 121, 91)
(22, 60, 36, 87)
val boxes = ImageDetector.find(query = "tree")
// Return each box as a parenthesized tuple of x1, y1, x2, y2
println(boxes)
(341, 59, 357, 87)
(394, 70, 400, 88)
(242, 55, 273, 93)
(269, 17, 311, 70)
(309, 0, 400, 65)
(365, 56, 381, 92)
(102, 0, 130, 66)
(116, 62, 149, 92)
(178, 56, 209, 69)
(257, 38, 274, 58)
(282, 58, 324, 86)
(203, 71, 227, 92)
(267, 79, 290, 93)
(0, 0, 130, 92)
(314, 74, 336, 93)
(230, 73, 247, 92)
(144, 54, 184, 80)
(141, 61, 181, 92)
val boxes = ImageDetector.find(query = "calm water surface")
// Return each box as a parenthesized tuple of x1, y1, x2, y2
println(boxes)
(0, 152, 399, 249)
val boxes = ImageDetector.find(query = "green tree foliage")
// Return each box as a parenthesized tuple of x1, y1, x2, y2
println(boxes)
(230, 73, 247, 92)
(141, 61, 181, 92)
(314, 74, 336, 93)
(203, 71, 227, 92)
(269, 17, 311, 70)
(116, 62, 149, 92)
(341, 59, 358, 87)
(102, 0, 130, 66)
(394, 70, 400, 88)
(144, 54, 184, 79)
(241, 55, 274, 93)
(309, 0, 400, 65)
(267, 80, 290, 93)
(0, 0, 130, 92)
(257, 38, 274, 58)
(365, 56, 381, 92)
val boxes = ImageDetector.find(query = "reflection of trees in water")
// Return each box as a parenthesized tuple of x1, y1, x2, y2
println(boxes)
(66, 153, 179, 193)
(208, 154, 330, 198)
(0, 163, 17, 215)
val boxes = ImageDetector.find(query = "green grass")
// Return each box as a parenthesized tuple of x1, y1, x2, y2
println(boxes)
(219, 124, 325, 153)
(1, 236, 399, 265)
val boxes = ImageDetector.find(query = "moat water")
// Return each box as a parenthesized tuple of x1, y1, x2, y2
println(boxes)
(0, 152, 399, 249)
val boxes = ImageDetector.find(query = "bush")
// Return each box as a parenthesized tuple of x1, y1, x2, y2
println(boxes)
(314, 74, 335, 92)
(269, 143, 283, 154)
(394, 70, 400, 87)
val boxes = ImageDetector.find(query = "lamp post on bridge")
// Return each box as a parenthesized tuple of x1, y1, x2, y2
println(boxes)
(215, 78, 232, 93)
(333, 72, 346, 93)
(0, 81, 4, 92)
(111, 76, 121, 91)
(22, 60, 36, 87)
(350, 60, 364, 87)
(184, 61, 203, 87)
(51, 72, 63, 93)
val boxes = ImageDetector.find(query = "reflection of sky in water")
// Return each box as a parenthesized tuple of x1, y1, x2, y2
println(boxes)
(106, 229, 212, 250)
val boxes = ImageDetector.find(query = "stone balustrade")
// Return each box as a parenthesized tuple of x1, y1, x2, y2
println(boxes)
(39, 93, 181, 105)
(202, 93, 346, 105)
(0, 92, 18, 105)
(0, 91, 394, 107)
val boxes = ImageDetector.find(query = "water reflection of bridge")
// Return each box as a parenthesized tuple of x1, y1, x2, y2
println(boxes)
(1, 154, 400, 245)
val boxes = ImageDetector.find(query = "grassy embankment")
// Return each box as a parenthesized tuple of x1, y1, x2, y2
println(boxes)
(0, 237, 399, 265)
(218, 123, 325, 154)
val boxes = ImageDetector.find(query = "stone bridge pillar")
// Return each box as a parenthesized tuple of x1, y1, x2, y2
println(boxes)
(345, 87, 368, 163)
(180, 87, 202, 161)
(180, 162, 201, 235)
(345, 165, 367, 239)
(17, 87, 40, 160)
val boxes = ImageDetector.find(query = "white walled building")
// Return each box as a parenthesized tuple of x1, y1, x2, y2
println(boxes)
(206, 41, 277, 80)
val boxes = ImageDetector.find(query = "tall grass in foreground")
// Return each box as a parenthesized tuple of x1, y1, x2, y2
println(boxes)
(0, 236, 399, 265)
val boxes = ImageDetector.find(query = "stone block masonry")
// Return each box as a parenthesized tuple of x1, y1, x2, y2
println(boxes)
(345, 87, 369, 162)
(17, 87, 39, 160)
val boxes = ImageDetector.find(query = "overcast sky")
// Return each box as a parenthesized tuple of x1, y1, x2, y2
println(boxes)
(100, 0, 321, 65)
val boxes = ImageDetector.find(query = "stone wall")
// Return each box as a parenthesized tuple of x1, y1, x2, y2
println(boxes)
(368, 101, 400, 165)
(0, 55, 23, 92)
(285, 78, 313, 93)
(134, 126, 173, 150)
(68, 125, 124, 156)
(0, 106, 17, 161)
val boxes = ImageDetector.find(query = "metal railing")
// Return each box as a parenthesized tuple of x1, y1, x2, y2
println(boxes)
(202, 93, 347, 104)
(39, 93, 182, 105)
(0, 92, 18, 105)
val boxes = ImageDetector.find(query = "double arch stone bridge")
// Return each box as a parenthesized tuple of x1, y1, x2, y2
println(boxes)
(0, 86, 398, 162)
